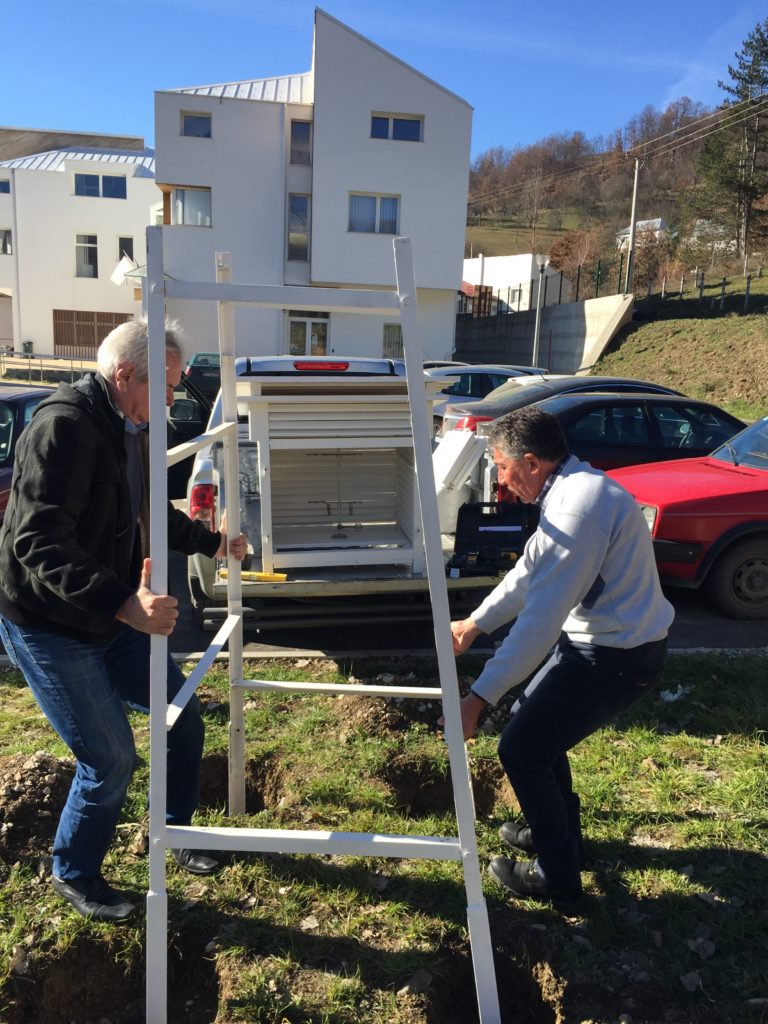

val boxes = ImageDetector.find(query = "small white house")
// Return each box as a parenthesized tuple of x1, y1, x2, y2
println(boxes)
(616, 218, 669, 252)
(0, 146, 157, 355)
(154, 8, 473, 361)
(462, 253, 570, 312)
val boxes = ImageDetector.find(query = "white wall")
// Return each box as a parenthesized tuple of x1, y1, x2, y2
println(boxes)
(310, 11, 471, 291)
(0, 160, 154, 352)
(0, 295, 11, 344)
(462, 253, 570, 310)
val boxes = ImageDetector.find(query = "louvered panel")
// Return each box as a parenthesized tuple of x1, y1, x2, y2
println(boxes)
(267, 402, 413, 439)
(270, 450, 399, 531)
(395, 449, 416, 541)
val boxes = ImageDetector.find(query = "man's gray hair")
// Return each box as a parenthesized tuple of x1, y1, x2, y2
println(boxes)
(486, 406, 569, 462)
(97, 318, 184, 382)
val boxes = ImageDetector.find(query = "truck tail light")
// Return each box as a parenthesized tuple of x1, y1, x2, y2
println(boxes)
(454, 414, 493, 432)
(190, 483, 216, 531)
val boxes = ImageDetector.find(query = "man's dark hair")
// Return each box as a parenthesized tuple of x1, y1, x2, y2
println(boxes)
(486, 406, 569, 462)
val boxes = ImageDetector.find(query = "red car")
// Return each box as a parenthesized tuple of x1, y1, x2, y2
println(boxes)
(609, 415, 768, 620)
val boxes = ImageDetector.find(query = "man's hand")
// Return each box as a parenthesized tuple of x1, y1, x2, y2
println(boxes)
(438, 691, 487, 741)
(216, 510, 248, 561)
(451, 617, 481, 655)
(115, 558, 179, 635)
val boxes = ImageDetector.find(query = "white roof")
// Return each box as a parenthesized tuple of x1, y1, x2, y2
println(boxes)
(0, 147, 155, 177)
(170, 72, 313, 106)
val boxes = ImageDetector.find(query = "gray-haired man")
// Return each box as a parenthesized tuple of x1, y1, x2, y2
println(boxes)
(451, 406, 673, 904)
(0, 319, 246, 920)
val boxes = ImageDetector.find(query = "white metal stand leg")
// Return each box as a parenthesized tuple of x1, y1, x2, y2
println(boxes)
(146, 226, 170, 1024)
(394, 237, 501, 1023)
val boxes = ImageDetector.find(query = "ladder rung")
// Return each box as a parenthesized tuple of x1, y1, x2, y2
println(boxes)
(237, 679, 443, 699)
(166, 420, 237, 466)
(164, 825, 462, 860)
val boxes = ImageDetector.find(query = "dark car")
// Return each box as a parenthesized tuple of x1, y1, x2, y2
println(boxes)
(528, 392, 745, 471)
(609, 415, 768, 619)
(441, 374, 683, 434)
(181, 351, 221, 401)
(0, 384, 55, 520)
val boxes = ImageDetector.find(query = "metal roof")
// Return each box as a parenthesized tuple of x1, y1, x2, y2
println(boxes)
(170, 72, 313, 105)
(0, 147, 155, 177)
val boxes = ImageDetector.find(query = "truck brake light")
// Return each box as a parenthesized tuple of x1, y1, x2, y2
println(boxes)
(293, 361, 349, 371)
(454, 414, 493, 432)
(189, 483, 216, 531)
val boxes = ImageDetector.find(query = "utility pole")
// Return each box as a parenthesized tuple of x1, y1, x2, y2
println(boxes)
(623, 158, 641, 294)
(532, 256, 546, 367)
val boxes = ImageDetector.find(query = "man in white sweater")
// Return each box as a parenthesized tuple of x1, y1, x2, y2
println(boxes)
(452, 406, 674, 904)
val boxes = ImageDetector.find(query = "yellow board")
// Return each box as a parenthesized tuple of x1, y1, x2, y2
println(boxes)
(219, 569, 288, 583)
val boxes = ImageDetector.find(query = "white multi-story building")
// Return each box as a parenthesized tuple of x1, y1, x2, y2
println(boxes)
(154, 9, 472, 360)
(0, 145, 157, 354)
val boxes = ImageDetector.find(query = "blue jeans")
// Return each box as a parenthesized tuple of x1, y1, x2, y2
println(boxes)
(497, 636, 667, 889)
(0, 618, 204, 882)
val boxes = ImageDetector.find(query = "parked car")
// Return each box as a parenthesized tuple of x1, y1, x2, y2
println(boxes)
(181, 351, 221, 401)
(525, 391, 745, 471)
(426, 363, 548, 433)
(0, 384, 54, 520)
(440, 374, 684, 434)
(608, 415, 768, 619)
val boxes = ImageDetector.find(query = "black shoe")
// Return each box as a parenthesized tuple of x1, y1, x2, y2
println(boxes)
(488, 855, 582, 906)
(499, 821, 587, 866)
(499, 821, 534, 853)
(52, 874, 136, 921)
(172, 848, 222, 876)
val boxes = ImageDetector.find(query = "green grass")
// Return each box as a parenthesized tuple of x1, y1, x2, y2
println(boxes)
(0, 652, 767, 1023)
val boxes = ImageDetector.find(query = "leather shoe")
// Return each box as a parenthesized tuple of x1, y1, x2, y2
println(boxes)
(172, 848, 222, 875)
(52, 874, 136, 921)
(499, 821, 534, 853)
(499, 821, 587, 866)
(488, 855, 581, 906)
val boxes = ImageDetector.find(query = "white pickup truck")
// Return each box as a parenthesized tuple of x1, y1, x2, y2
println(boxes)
(185, 355, 529, 629)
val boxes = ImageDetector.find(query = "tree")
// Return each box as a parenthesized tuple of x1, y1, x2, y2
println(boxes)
(692, 19, 768, 266)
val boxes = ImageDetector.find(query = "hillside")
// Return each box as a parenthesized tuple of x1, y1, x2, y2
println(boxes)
(594, 312, 768, 420)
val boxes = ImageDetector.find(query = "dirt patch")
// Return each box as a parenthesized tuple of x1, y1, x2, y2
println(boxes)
(382, 752, 515, 818)
(199, 751, 286, 813)
(0, 752, 74, 862)
(4, 930, 219, 1024)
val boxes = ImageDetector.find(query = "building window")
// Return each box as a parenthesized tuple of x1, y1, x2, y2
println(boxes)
(118, 236, 134, 261)
(287, 310, 329, 356)
(0, 180, 10, 194)
(172, 188, 212, 227)
(75, 234, 98, 278)
(348, 194, 399, 234)
(182, 112, 212, 138)
(371, 114, 423, 142)
(287, 194, 309, 261)
(383, 324, 403, 359)
(74, 173, 126, 199)
(0, 230, 12, 255)
(290, 120, 312, 165)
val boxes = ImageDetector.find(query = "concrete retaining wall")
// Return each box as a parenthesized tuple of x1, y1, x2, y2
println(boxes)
(455, 293, 634, 374)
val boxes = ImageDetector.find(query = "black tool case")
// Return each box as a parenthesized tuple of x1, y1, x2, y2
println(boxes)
(447, 501, 539, 577)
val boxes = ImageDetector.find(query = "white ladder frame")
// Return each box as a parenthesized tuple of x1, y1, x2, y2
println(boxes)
(144, 226, 500, 1023)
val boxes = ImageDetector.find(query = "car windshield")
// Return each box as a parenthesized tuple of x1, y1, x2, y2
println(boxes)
(710, 415, 768, 470)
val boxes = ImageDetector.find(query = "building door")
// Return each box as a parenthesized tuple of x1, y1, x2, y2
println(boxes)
(287, 311, 329, 356)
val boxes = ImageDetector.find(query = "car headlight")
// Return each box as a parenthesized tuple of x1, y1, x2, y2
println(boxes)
(639, 504, 658, 532)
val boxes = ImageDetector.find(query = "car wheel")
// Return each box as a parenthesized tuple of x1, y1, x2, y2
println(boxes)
(705, 539, 768, 620)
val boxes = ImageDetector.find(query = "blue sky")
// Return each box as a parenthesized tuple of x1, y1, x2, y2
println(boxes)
(3, 0, 765, 159)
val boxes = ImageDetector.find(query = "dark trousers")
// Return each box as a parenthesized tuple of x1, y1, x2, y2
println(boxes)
(497, 635, 667, 887)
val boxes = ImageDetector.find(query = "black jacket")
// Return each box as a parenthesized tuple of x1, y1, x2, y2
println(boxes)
(0, 373, 219, 641)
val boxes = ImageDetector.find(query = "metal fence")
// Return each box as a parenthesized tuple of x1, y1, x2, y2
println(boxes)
(0, 350, 97, 385)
